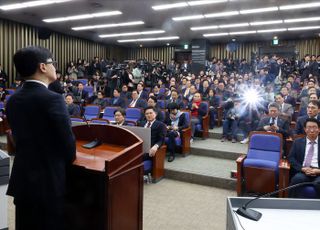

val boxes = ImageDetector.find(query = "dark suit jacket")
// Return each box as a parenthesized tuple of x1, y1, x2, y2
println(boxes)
(6, 82, 76, 202)
(289, 137, 320, 175)
(257, 116, 290, 138)
(128, 98, 147, 109)
(140, 120, 166, 147)
(166, 99, 185, 110)
(284, 95, 296, 108)
(73, 88, 89, 102)
(48, 80, 64, 94)
(295, 115, 320, 135)
(109, 97, 125, 108)
(67, 103, 81, 117)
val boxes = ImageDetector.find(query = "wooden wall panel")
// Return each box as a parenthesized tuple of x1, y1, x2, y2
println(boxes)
(127, 46, 175, 64)
(0, 19, 126, 85)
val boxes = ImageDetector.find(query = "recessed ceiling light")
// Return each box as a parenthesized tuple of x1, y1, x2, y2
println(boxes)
(250, 20, 283, 26)
(229, 30, 256, 35)
(288, 26, 320, 31)
(152, 2, 188, 10)
(72, 21, 144, 31)
(204, 11, 239, 18)
(99, 30, 165, 38)
(280, 2, 320, 10)
(240, 7, 278, 14)
(284, 17, 320, 23)
(257, 28, 287, 33)
(118, 36, 180, 43)
(172, 15, 205, 21)
(219, 23, 249, 28)
(0, 0, 73, 10)
(43, 11, 122, 23)
(190, 25, 218, 31)
(203, 32, 229, 37)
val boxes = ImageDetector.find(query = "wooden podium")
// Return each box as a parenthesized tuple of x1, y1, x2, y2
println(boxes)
(65, 124, 144, 230)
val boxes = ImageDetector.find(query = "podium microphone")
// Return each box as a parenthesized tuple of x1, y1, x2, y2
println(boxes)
(236, 181, 319, 221)
(81, 114, 102, 149)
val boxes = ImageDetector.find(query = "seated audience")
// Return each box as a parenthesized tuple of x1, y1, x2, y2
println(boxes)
(295, 100, 320, 135)
(288, 118, 320, 198)
(128, 89, 147, 109)
(65, 94, 81, 117)
(166, 89, 185, 110)
(164, 103, 189, 162)
(113, 108, 127, 126)
(73, 82, 89, 103)
(92, 91, 107, 109)
(207, 89, 220, 129)
(280, 86, 296, 107)
(221, 98, 241, 143)
(109, 88, 126, 108)
(140, 106, 166, 174)
(256, 102, 290, 139)
(275, 93, 294, 121)
(189, 92, 207, 141)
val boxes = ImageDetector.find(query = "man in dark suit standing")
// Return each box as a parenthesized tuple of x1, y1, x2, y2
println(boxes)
(289, 118, 320, 198)
(140, 106, 166, 173)
(6, 46, 76, 230)
(294, 100, 320, 135)
(257, 102, 290, 139)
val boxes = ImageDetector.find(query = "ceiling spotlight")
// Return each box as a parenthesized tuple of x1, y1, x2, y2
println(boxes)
(166, 43, 170, 46)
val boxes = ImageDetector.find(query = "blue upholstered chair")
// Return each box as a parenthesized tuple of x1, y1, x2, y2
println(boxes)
(164, 111, 192, 156)
(83, 86, 94, 97)
(125, 108, 142, 123)
(70, 117, 85, 123)
(195, 101, 210, 138)
(83, 105, 100, 120)
(6, 89, 15, 95)
(102, 107, 118, 122)
(90, 118, 110, 125)
(143, 145, 167, 183)
(77, 79, 88, 86)
(157, 100, 166, 109)
(236, 131, 290, 197)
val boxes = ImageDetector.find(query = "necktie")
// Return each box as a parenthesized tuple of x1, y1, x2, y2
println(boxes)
(304, 141, 315, 167)
(147, 122, 151, 128)
(130, 99, 136, 107)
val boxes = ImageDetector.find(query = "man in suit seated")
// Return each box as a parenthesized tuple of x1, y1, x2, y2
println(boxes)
(137, 82, 148, 100)
(138, 96, 164, 124)
(109, 88, 125, 108)
(120, 84, 131, 100)
(289, 117, 320, 198)
(164, 103, 189, 162)
(72, 82, 89, 104)
(113, 108, 128, 126)
(128, 89, 147, 109)
(295, 100, 320, 135)
(299, 93, 318, 117)
(280, 86, 296, 108)
(65, 94, 81, 117)
(257, 102, 290, 139)
(275, 93, 294, 121)
(166, 89, 185, 110)
(140, 106, 166, 174)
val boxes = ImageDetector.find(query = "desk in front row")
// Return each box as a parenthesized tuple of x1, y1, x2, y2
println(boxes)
(65, 124, 143, 230)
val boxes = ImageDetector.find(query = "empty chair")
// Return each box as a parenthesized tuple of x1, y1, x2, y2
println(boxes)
(102, 107, 118, 122)
(70, 117, 85, 123)
(83, 86, 94, 97)
(236, 131, 290, 197)
(125, 108, 142, 123)
(83, 105, 100, 120)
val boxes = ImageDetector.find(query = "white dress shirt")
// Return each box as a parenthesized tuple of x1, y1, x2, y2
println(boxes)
(304, 137, 319, 168)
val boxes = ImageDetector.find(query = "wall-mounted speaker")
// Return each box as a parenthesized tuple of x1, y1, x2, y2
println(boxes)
(38, 27, 52, 40)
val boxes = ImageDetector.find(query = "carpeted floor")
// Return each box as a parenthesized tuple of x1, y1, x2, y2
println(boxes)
(7, 179, 235, 230)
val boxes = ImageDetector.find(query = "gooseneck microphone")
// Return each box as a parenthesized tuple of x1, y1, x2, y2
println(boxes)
(236, 181, 319, 221)
(81, 114, 102, 149)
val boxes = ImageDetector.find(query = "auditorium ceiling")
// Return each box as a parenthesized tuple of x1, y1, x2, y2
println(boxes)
(0, 0, 319, 47)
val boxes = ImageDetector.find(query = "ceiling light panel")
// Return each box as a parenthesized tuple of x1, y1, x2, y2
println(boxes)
(240, 7, 278, 14)
(288, 26, 320, 31)
(187, 0, 228, 6)
(203, 32, 229, 37)
(229, 30, 256, 35)
(152, 0, 227, 10)
(219, 23, 249, 28)
(0, 0, 73, 10)
(118, 36, 180, 43)
(257, 28, 287, 33)
(99, 30, 165, 38)
(43, 11, 122, 23)
(173, 15, 204, 21)
(191, 25, 218, 31)
(250, 20, 283, 26)
(152, 2, 188, 10)
(204, 11, 239, 18)
(72, 21, 144, 31)
(284, 17, 320, 23)
(280, 2, 320, 10)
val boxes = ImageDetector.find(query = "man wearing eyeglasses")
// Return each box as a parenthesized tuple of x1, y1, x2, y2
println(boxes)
(6, 46, 76, 230)
(289, 118, 320, 198)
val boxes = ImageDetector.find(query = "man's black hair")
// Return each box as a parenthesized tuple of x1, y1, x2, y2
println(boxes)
(304, 117, 320, 128)
(13, 46, 53, 78)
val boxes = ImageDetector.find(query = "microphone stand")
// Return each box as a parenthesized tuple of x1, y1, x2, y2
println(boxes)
(236, 181, 318, 221)
(81, 114, 102, 149)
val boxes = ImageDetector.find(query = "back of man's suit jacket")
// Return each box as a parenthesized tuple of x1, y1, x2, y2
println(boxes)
(6, 82, 76, 202)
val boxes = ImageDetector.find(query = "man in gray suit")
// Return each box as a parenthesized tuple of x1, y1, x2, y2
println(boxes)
(275, 93, 294, 121)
